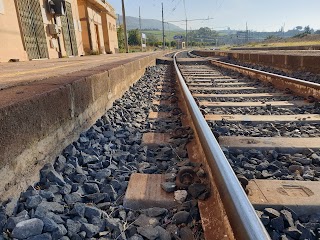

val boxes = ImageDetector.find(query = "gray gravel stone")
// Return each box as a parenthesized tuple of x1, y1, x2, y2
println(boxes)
(42, 164, 66, 186)
(188, 183, 208, 198)
(52, 224, 67, 239)
(42, 217, 59, 232)
(26, 233, 52, 240)
(129, 234, 144, 240)
(270, 216, 284, 232)
(281, 210, 295, 227)
(81, 223, 100, 238)
(83, 183, 100, 194)
(283, 226, 301, 239)
(105, 218, 122, 233)
(164, 173, 176, 182)
(137, 226, 159, 240)
(70, 203, 86, 217)
(269, 230, 280, 240)
(60, 184, 72, 195)
(4, 198, 18, 216)
(180, 226, 195, 240)
(12, 218, 44, 239)
(134, 214, 159, 227)
(155, 226, 171, 240)
(84, 206, 101, 220)
(264, 208, 280, 218)
(66, 219, 81, 237)
(256, 210, 270, 226)
(38, 201, 64, 214)
(161, 182, 176, 193)
(174, 190, 188, 203)
(6, 211, 30, 231)
(64, 145, 77, 157)
(54, 155, 66, 172)
(100, 184, 117, 201)
(64, 192, 82, 205)
(0, 213, 7, 231)
(63, 164, 76, 175)
(72, 174, 87, 184)
(84, 193, 107, 204)
(26, 195, 43, 209)
(141, 207, 168, 217)
(39, 190, 55, 201)
(172, 211, 190, 224)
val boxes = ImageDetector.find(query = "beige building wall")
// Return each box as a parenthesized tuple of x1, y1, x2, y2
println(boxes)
(77, 0, 118, 55)
(68, 0, 85, 56)
(87, 4, 105, 54)
(0, 0, 28, 62)
(0, 0, 116, 62)
(78, 0, 106, 54)
(0, 0, 83, 62)
(103, 12, 118, 53)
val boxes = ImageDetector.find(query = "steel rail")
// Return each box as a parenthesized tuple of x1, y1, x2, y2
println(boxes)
(211, 60, 320, 90)
(188, 51, 320, 99)
(173, 52, 271, 240)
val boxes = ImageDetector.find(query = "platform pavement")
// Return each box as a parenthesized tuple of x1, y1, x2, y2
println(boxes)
(0, 52, 160, 90)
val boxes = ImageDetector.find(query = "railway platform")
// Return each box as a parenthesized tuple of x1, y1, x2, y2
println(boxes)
(0, 51, 167, 200)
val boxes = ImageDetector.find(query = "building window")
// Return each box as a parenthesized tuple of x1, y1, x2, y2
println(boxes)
(0, 0, 4, 14)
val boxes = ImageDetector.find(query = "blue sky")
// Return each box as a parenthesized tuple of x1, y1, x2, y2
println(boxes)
(108, 0, 320, 32)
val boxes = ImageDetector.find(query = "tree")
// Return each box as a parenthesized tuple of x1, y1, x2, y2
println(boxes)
(295, 26, 303, 31)
(128, 29, 141, 46)
(304, 25, 312, 34)
(117, 25, 125, 51)
(170, 41, 177, 47)
(146, 34, 158, 46)
(187, 27, 218, 44)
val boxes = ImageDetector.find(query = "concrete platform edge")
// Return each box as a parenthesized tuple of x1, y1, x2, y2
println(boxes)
(0, 52, 167, 201)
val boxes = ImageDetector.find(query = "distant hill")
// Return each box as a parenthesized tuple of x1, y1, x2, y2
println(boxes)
(117, 15, 184, 31)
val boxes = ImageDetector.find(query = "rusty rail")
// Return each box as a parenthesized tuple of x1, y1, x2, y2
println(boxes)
(173, 52, 271, 240)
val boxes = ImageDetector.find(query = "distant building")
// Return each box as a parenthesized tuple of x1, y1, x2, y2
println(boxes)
(177, 41, 186, 49)
(0, 0, 118, 62)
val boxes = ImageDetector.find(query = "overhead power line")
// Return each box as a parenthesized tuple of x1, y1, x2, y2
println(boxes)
(167, 17, 214, 23)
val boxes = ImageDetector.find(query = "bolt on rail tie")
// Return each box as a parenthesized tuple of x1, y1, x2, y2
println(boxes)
(173, 52, 271, 240)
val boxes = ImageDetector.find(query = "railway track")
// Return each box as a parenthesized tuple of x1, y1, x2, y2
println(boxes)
(1, 50, 319, 240)
(173, 51, 320, 239)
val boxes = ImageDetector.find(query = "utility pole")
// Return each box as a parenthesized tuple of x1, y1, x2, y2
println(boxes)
(162, 3, 165, 50)
(185, 19, 188, 48)
(121, 0, 129, 53)
(139, 6, 143, 51)
(246, 22, 249, 43)
(183, 0, 187, 48)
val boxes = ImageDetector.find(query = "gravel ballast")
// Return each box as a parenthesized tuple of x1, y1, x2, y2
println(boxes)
(0, 65, 204, 240)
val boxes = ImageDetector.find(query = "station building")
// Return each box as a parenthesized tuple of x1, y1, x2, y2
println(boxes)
(0, 0, 118, 62)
